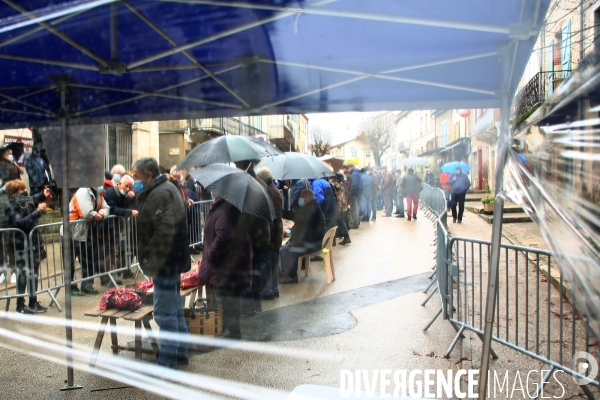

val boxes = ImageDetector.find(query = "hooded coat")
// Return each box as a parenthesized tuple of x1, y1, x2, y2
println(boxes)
(136, 175, 191, 277)
(311, 178, 341, 223)
(200, 199, 252, 287)
(25, 143, 51, 188)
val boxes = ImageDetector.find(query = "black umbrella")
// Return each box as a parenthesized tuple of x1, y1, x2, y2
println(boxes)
(0, 142, 24, 164)
(189, 164, 275, 221)
(177, 136, 282, 169)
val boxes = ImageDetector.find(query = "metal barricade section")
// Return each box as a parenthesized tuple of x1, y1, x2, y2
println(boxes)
(446, 236, 599, 389)
(27, 216, 134, 310)
(0, 228, 32, 308)
(187, 200, 211, 248)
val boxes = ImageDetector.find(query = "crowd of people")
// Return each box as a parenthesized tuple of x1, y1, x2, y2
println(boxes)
(0, 140, 472, 369)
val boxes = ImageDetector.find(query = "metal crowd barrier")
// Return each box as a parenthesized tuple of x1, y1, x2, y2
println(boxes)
(187, 200, 211, 248)
(419, 185, 599, 396)
(0, 199, 211, 311)
(445, 237, 599, 393)
(0, 228, 32, 309)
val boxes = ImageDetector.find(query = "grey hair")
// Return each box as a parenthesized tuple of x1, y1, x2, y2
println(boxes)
(256, 167, 273, 183)
(120, 174, 134, 185)
(132, 157, 159, 178)
(111, 164, 126, 175)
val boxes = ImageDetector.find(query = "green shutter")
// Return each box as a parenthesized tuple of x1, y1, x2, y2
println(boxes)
(562, 20, 571, 71)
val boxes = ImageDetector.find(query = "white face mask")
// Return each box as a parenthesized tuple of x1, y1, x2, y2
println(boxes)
(7, 155, 13, 162)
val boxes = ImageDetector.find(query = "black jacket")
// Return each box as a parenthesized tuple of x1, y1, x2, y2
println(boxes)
(136, 175, 191, 277)
(0, 160, 20, 182)
(5, 192, 46, 263)
(283, 199, 326, 251)
(25, 150, 50, 188)
(200, 199, 252, 288)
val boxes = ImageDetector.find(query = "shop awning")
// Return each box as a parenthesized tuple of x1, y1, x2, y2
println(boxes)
(0, 0, 551, 129)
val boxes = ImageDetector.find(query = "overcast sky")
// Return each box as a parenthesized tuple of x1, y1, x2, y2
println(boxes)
(306, 112, 370, 146)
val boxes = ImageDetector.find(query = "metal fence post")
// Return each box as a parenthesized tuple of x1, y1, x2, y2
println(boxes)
(58, 83, 82, 391)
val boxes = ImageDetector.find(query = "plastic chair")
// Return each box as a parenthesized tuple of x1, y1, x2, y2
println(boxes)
(297, 227, 337, 283)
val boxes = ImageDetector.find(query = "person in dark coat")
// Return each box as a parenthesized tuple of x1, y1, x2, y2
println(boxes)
(200, 196, 252, 339)
(312, 177, 346, 245)
(102, 174, 137, 283)
(4, 179, 50, 314)
(348, 164, 361, 228)
(380, 166, 396, 217)
(423, 169, 436, 186)
(400, 168, 422, 221)
(132, 157, 190, 369)
(0, 145, 22, 285)
(369, 167, 380, 220)
(0, 145, 21, 184)
(449, 166, 471, 224)
(25, 142, 52, 197)
(234, 160, 270, 316)
(358, 168, 373, 221)
(279, 189, 326, 284)
(290, 179, 311, 211)
(256, 167, 283, 299)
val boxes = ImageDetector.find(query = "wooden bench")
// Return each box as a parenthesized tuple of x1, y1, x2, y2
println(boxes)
(84, 286, 202, 366)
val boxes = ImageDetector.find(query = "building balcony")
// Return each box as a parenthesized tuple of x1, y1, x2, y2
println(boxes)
(397, 141, 409, 153)
(268, 124, 296, 152)
(513, 70, 571, 125)
(475, 109, 498, 142)
(188, 117, 266, 137)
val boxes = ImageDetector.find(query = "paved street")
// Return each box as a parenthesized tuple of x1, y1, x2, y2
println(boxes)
(0, 208, 461, 399)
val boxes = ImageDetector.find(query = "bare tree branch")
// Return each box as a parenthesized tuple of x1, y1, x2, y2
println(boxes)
(357, 112, 396, 166)
(309, 125, 333, 157)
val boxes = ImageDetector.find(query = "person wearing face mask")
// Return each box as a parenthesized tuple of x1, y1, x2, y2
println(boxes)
(25, 142, 52, 198)
(279, 189, 326, 284)
(4, 179, 51, 314)
(111, 164, 126, 187)
(133, 157, 191, 368)
(65, 182, 110, 296)
(170, 166, 194, 208)
(449, 167, 471, 223)
(103, 174, 138, 283)
(423, 169, 436, 186)
(0, 145, 21, 184)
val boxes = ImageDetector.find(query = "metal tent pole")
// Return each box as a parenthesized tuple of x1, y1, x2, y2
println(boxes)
(477, 95, 510, 399)
(58, 82, 81, 391)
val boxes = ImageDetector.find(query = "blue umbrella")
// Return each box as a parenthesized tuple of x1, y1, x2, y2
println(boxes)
(441, 161, 470, 173)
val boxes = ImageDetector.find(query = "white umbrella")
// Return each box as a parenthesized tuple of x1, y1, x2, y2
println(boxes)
(402, 157, 430, 166)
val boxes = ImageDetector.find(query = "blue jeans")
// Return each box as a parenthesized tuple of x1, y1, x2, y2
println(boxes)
(444, 189, 451, 209)
(360, 195, 372, 221)
(153, 275, 189, 367)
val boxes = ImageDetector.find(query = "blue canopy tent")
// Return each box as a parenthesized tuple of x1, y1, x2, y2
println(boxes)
(0, 0, 550, 395)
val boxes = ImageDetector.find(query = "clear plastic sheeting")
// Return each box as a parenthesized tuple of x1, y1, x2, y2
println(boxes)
(504, 48, 600, 342)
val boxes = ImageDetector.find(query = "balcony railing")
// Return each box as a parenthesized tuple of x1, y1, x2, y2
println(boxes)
(513, 70, 571, 124)
(397, 141, 409, 152)
(188, 117, 266, 137)
(475, 109, 497, 140)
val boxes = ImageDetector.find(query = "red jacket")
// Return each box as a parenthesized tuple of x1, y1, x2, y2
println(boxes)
(440, 172, 452, 190)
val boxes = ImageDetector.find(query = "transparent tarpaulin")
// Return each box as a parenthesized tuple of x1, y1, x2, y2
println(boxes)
(504, 48, 600, 342)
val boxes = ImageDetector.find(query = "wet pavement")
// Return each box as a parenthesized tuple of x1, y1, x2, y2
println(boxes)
(0, 210, 462, 399)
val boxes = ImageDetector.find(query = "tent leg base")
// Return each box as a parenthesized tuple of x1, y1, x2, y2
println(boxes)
(60, 385, 83, 391)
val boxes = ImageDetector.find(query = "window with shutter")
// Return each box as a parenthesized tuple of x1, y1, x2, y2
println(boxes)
(562, 20, 572, 73)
